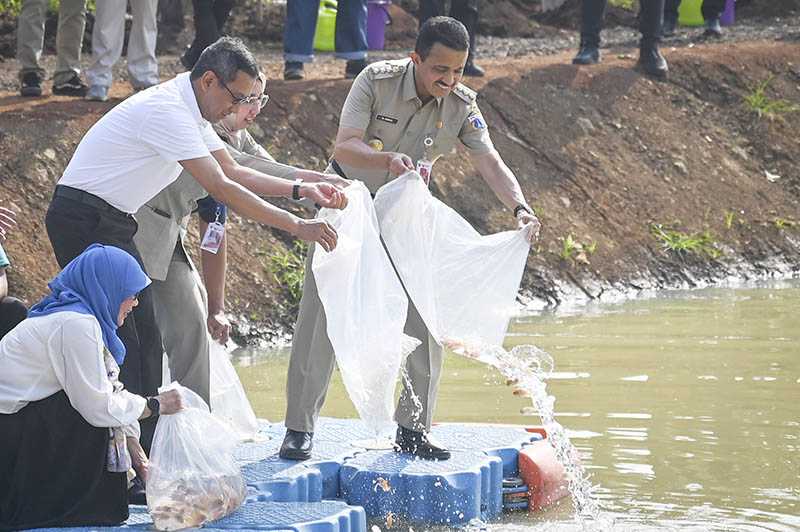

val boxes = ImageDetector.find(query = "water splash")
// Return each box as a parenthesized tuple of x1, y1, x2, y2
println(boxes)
(446, 339, 602, 522)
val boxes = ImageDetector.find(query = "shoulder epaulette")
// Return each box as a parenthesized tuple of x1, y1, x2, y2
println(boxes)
(366, 60, 407, 80)
(452, 83, 477, 104)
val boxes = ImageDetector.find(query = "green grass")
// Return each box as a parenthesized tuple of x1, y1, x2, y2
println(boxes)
(0, 0, 96, 14)
(774, 218, 796, 230)
(559, 233, 597, 264)
(609, 0, 635, 9)
(744, 75, 800, 120)
(650, 223, 722, 259)
(265, 241, 307, 310)
(724, 211, 735, 230)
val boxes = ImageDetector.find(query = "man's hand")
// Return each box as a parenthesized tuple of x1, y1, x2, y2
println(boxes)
(294, 169, 351, 189)
(207, 310, 231, 344)
(154, 389, 184, 415)
(127, 436, 149, 484)
(388, 153, 414, 177)
(517, 211, 541, 243)
(0, 207, 17, 241)
(300, 182, 348, 210)
(293, 218, 338, 252)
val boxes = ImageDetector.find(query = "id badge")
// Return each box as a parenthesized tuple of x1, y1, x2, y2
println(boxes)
(416, 159, 433, 185)
(200, 221, 225, 254)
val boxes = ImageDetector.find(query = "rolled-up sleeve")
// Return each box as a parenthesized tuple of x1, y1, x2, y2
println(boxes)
(48, 315, 146, 429)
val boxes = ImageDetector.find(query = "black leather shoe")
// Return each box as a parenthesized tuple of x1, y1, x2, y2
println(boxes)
(463, 61, 485, 77)
(572, 45, 600, 65)
(395, 426, 451, 461)
(284, 61, 305, 81)
(636, 45, 668, 80)
(279, 429, 313, 460)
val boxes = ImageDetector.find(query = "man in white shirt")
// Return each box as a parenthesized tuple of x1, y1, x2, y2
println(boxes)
(44, 37, 346, 453)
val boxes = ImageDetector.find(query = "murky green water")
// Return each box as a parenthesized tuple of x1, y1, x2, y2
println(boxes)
(234, 280, 800, 530)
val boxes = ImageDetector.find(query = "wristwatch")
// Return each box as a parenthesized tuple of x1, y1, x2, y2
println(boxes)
(146, 396, 160, 418)
(291, 180, 303, 201)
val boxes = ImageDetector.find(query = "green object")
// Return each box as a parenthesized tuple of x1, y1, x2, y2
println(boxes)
(678, 0, 705, 26)
(314, 0, 338, 52)
(0, 242, 8, 268)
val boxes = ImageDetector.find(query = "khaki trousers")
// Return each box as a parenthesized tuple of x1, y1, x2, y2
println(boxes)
(17, 0, 87, 83)
(150, 244, 212, 405)
(284, 249, 443, 434)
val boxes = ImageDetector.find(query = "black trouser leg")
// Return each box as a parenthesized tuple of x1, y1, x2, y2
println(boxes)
(212, 0, 235, 33)
(0, 296, 28, 340)
(184, 0, 221, 68)
(640, 0, 665, 47)
(664, 0, 681, 18)
(44, 196, 162, 454)
(418, 0, 446, 28)
(580, 0, 607, 48)
(450, 0, 479, 63)
(701, 0, 726, 20)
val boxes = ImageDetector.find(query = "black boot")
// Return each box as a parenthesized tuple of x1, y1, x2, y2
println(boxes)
(636, 43, 668, 79)
(572, 44, 600, 65)
(284, 61, 305, 81)
(279, 429, 313, 460)
(395, 426, 451, 461)
(345, 59, 368, 79)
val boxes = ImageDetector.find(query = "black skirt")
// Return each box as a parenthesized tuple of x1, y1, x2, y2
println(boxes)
(0, 391, 129, 531)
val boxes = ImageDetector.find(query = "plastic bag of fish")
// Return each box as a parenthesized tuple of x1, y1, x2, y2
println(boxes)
(147, 383, 246, 530)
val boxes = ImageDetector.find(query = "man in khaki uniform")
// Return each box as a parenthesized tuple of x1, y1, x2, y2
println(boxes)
(280, 16, 541, 461)
(17, 0, 89, 96)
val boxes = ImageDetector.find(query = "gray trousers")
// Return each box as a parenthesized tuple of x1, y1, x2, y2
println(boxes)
(285, 250, 443, 434)
(17, 0, 87, 83)
(150, 244, 211, 405)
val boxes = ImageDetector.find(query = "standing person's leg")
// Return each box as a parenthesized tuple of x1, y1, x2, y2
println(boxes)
(181, 0, 219, 69)
(150, 245, 212, 405)
(335, 0, 368, 79)
(449, 0, 483, 76)
(127, 0, 160, 90)
(52, 0, 88, 96)
(573, 0, 607, 64)
(281, 253, 337, 460)
(636, 0, 668, 79)
(16, 0, 48, 96)
(418, 0, 446, 25)
(212, 0, 236, 34)
(283, 0, 321, 80)
(663, 0, 681, 36)
(701, 0, 725, 36)
(86, 0, 126, 101)
(393, 299, 449, 460)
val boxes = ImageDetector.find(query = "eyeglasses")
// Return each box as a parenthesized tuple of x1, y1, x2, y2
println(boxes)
(217, 77, 270, 109)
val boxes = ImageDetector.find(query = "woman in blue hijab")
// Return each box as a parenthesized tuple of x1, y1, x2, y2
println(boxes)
(0, 244, 182, 530)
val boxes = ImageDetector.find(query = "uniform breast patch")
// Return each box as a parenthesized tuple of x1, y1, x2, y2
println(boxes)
(376, 114, 398, 124)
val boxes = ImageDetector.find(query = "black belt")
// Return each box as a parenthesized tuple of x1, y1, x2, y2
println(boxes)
(330, 159, 350, 180)
(53, 185, 129, 216)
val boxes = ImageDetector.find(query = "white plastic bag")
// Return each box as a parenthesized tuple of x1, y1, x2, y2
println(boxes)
(374, 171, 531, 356)
(313, 181, 420, 437)
(147, 383, 246, 531)
(209, 338, 260, 441)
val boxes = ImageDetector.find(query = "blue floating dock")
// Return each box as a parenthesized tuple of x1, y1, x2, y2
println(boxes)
(25, 418, 548, 531)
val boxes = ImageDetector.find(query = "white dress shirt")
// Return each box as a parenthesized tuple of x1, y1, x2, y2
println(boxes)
(0, 312, 146, 436)
(58, 72, 225, 214)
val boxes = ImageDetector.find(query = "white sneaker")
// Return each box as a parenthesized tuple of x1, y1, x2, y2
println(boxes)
(86, 85, 109, 102)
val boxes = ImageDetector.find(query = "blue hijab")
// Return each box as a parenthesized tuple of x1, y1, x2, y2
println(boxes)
(28, 244, 151, 364)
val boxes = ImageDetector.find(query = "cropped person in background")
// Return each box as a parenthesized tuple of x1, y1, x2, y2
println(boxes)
(283, 0, 369, 80)
(86, 0, 160, 101)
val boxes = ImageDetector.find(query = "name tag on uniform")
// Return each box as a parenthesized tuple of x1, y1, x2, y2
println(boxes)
(376, 114, 398, 124)
(200, 222, 225, 254)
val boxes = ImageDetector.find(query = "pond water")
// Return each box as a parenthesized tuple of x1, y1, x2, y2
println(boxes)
(234, 280, 799, 531)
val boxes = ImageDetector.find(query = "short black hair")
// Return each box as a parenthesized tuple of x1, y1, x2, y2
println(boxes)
(190, 37, 259, 83)
(415, 16, 470, 60)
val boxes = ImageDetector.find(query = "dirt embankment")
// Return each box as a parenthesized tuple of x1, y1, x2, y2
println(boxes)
(1, 41, 799, 344)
